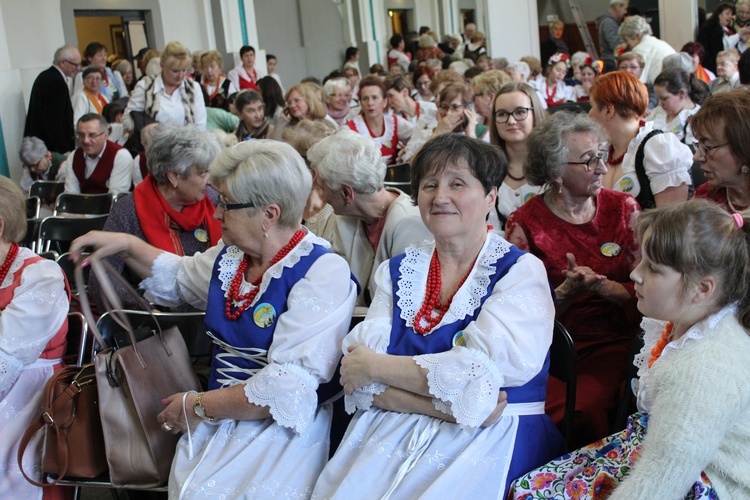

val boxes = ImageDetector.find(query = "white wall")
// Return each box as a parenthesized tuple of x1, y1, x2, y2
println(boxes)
(484, 0, 539, 65)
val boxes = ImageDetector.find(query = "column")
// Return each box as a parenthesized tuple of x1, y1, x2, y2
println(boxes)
(658, 0, 698, 51)
(483, 0, 539, 63)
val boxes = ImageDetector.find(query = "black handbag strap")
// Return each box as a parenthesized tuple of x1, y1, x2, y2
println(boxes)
(634, 129, 664, 210)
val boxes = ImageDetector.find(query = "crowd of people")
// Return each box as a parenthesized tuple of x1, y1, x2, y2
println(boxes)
(4, 2, 750, 498)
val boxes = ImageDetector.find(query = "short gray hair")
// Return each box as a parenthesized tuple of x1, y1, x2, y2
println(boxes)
(19, 137, 48, 166)
(307, 130, 385, 194)
(322, 77, 351, 102)
(210, 140, 311, 229)
(525, 112, 606, 186)
(146, 126, 221, 184)
(509, 61, 530, 80)
(53, 45, 78, 65)
(619, 15, 652, 40)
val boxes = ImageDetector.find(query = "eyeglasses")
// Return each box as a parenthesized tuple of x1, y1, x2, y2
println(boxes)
(693, 141, 729, 157)
(494, 107, 533, 124)
(439, 103, 464, 112)
(64, 60, 82, 69)
(566, 150, 609, 171)
(75, 131, 106, 141)
(217, 195, 255, 212)
(329, 93, 352, 99)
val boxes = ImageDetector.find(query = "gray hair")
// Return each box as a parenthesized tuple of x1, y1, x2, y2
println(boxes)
(525, 112, 606, 186)
(210, 139, 311, 229)
(509, 61, 530, 80)
(619, 15, 652, 40)
(53, 45, 78, 65)
(322, 77, 351, 102)
(307, 130, 385, 194)
(609, 0, 626, 6)
(146, 126, 221, 184)
(19, 137, 48, 165)
(419, 34, 437, 48)
(662, 52, 693, 73)
(114, 59, 132, 75)
(548, 20, 564, 31)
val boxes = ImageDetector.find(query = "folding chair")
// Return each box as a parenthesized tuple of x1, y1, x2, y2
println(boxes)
(64, 312, 89, 366)
(57, 252, 89, 297)
(37, 215, 108, 253)
(38, 251, 59, 261)
(549, 320, 577, 449)
(21, 218, 43, 252)
(53, 193, 114, 216)
(384, 162, 411, 195)
(26, 196, 41, 219)
(29, 180, 65, 205)
(612, 333, 646, 432)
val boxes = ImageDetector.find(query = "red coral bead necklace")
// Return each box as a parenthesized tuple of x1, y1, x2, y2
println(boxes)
(413, 251, 476, 335)
(648, 321, 674, 368)
(0, 243, 19, 285)
(225, 230, 305, 321)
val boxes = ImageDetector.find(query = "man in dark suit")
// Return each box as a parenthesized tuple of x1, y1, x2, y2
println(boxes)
(24, 45, 81, 154)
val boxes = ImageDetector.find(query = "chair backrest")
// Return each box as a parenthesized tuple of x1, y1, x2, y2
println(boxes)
(21, 218, 43, 252)
(612, 333, 645, 432)
(37, 215, 109, 253)
(94, 310, 210, 358)
(549, 320, 577, 449)
(38, 250, 59, 261)
(57, 252, 89, 295)
(384, 162, 412, 195)
(53, 193, 114, 216)
(64, 311, 89, 366)
(26, 196, 41, 219)
(29, 181, 65, 204)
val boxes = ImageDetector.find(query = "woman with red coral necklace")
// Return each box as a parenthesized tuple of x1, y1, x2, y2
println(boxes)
(0, 177, 69, 498)
(71, 140, 357, 498)
(588, 70, 693, 208)
(314, 134, 564, 499)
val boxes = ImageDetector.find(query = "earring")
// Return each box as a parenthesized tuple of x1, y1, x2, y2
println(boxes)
(263, 231, 268, 239)
(173, 181, 178, 188)
(558, 182, 563, 194)
(742, 165, 749, 174)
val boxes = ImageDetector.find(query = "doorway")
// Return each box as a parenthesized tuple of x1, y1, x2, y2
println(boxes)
(74, 10, 149, 75)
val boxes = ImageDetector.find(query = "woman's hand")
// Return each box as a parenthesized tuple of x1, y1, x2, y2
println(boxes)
(481, 391, 508, 428)
(463, 108, 478, 138)
(557, 252, 606, 298)
(69, 230, 133, 264)
(157, 391, 202, 434)
(340, 345, 380, 395)
(434, 109, 463, 135)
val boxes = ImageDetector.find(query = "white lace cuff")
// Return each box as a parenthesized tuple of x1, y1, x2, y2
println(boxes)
(243, 362, 319, 434)
(0, 349, 23, 395)
(344, 382, 388, 414)
(415, 346, 503, 430)
(141, 252, 182, 306)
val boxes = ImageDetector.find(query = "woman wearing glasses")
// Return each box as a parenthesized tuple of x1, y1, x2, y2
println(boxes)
(87, 126, 222, 310)
(488, 82, 547, 234)
(588, 71, 693, 209)
(345, 76, 414, 165)
(71, 139, 358, 498)
(506, 112, 642, 447)
(691, 89, 750, 213)
(269, 82, 333, 140)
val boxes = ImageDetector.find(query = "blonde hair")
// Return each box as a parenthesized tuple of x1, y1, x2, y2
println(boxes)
(161, 41, 191, 69)
(0, 176, 27, 243)
(285, 83, 327, 121)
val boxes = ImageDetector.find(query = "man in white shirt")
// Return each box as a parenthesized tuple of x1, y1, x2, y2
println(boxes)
(60, 114, 132, 195)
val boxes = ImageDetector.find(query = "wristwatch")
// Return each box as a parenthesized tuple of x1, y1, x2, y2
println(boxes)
(193, 392, 215, 421)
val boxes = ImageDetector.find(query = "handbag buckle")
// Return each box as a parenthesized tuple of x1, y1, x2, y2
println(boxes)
(43, 411, 54, 425)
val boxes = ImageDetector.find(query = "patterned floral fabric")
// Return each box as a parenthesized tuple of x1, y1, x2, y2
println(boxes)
(508, 413, 718, 499)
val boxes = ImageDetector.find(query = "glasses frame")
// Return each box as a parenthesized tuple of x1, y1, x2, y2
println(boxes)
(217, 195, 255, 212)
(438, 103, 465, 112)
(566, 151, 609, 172)
(693, 141, 729, 157)
(494, 107, 534, 124)
(63, 59, 82, 69)
(75, 131, 106, 142)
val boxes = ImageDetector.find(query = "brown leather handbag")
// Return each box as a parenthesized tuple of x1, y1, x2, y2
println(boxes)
(17, 363, 108, 486)
(77, 256, 201, 488)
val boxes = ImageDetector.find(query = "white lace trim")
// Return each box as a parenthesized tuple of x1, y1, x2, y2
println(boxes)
(0, 247, 34, 290)
(141, 252, 183, 305)
(344, 382, 388, 414)
(396, 232, 511, 332)
(243, 362, 319, 434)
(0, 349, 24, 394)
(348, 115, 396, 151)
(415, 346, 504, 430)
(634, 305, 735, 412)
(217, 231, 329, 306)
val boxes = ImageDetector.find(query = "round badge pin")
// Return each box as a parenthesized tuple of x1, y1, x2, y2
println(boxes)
(618, 176, 634, 193)
(253, 303, 276, 328)
(194, 228, 209, 242)
(600, 242, 622, 257)
(452, 331, 466, 347)
(523, 192, 536, 204)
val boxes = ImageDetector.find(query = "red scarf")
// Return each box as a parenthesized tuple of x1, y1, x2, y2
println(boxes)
(133, 175, 221, 255)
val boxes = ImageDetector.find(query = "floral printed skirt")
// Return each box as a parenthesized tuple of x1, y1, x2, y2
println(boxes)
(507, 413, 718, 499)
